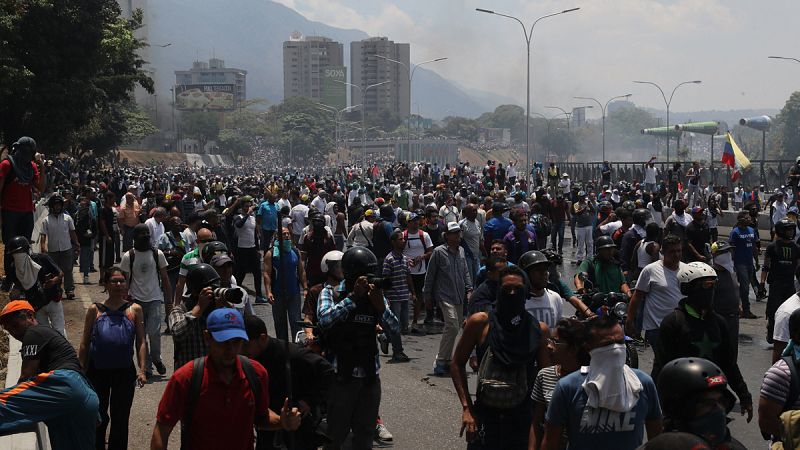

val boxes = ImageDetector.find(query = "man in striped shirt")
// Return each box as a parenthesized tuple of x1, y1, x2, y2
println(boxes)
(382, 230, 415, 362)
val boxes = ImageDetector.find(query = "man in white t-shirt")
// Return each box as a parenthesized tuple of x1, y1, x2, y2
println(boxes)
(121, 224, 172, 377)
(403, 214, 433, 334)
(626, 234, 685, 356)
(144, 207, 168, 249)
(772, 293, 800, 363)
(520, 250, 563, 329)
(644, 157, 658, 193)
(289, 195, 310, 243)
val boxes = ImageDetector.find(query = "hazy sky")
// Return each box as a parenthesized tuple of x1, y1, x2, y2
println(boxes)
(274, 0, 800, 118)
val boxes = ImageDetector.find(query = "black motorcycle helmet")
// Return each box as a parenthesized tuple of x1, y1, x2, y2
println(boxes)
(775, 218, 797, 241)
(185, 263, 221, 293)
(540, 248, 563, 266)
(201, 241, 229, 263)
(341, 246, 378, 280)
(596, 235, 616, 249)
(5, 235, 31, 255)
(622, 200, 636, 212)
(657, 357, 737, 424)
(632, 208, 650, 227)
(518, 250, 549, 272)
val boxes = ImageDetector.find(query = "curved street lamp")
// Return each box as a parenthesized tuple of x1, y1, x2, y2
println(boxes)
(632, 80, 701, 162)
(574, 94, 632, 161)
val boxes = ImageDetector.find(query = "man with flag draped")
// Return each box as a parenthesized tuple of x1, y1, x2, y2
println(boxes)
(721, 132, 751, 183)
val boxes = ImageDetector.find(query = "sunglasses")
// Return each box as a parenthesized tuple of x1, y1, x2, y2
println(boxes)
(197, 239, 213, 243)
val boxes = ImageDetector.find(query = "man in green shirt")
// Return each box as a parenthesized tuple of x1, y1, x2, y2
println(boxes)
(574, 235, 631, 297)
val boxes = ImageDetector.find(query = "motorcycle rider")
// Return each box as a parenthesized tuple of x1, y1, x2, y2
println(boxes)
(519, 250, 563, 329)
(317, 246, 399, 449)
(651, 261, 754, 423)
(574, 236, 631, 298)
(760, 218, 800, 344)
(642, 357, 747, 449)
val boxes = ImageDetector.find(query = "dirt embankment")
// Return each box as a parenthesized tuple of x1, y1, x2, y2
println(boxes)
(458, 146, 521, 168)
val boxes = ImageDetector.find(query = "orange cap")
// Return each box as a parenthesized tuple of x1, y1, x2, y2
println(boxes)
(0, 300, 34, 321)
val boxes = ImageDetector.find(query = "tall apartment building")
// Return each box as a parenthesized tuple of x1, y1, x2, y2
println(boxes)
(283, 33, 346, 109)
(350, 37, 410, 120)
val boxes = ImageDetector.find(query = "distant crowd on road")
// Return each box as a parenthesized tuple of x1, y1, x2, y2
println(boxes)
(4, 136, 800, 449)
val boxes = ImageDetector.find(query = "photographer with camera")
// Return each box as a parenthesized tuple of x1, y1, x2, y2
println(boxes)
(169, 263, 247, 368)
(317, 246, 399, 449)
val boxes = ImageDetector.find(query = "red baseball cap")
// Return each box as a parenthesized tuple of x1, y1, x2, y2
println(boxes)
(0, 300, 34, 322)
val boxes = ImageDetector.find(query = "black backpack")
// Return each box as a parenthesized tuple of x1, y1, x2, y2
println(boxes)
(182, 355, 263, 449)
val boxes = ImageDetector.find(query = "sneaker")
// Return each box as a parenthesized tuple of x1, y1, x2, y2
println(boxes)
(375, 423, 393, 442)
(433, 361, 449, 376)
(378, 333, 389, 355)
(400, 328, 410, 336)
(65, 291, 75, 300)
(410, 325, 426, 336)
(254, 296, 269, 305)
(153, 360, 167, 376)
(391, 352, 410, 363)
(741, 311, 759, 319)
(83, 274, 90, 285)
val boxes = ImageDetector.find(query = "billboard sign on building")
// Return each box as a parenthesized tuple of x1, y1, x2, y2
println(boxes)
(175, 84, 235, 111)
(321, 66, 346, 109)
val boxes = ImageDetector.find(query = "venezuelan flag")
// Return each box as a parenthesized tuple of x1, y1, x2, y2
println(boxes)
(722, 132, 751, 170)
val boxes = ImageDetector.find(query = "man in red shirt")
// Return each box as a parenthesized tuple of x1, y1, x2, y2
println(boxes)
(151, 307, 300, 450)
(0, 137, 44, 274)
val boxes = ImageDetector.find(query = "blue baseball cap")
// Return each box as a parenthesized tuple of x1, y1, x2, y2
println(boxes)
(206, 308, 248, 342)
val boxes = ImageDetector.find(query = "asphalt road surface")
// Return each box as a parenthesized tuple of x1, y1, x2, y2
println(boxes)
(70, 226, 774, 450)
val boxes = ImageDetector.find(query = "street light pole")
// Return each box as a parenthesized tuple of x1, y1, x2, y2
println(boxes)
(574, 94, 632, 161)
(768, 55, 800, 64)
(372, 55, 447, 162)
(334, 80, 391, 167)
(476, 6, 579, 182)
(633, 80, 701, 162)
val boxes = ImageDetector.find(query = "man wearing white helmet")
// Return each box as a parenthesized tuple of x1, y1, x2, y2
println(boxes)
(558, 172, 571, 196)
(651, 261, 754, 423)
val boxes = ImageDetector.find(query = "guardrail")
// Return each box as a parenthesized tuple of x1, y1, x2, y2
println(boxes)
(0, 338, 51, 449)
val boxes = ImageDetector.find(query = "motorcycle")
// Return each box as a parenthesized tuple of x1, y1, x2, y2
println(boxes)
(577, 273, 639, 369)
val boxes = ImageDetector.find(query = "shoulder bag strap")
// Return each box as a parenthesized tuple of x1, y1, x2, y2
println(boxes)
(783, 355, 800, 411)
(238, 355, 264, 413)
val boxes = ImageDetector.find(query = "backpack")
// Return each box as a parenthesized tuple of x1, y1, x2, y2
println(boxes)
(127, 248, 162, 289)
(476, 346, 529, 409)
(89, 302, 136, 370)
(403, 229, 430, 253)
(183, 355, 263, 450)
(531, 213, 552, 238)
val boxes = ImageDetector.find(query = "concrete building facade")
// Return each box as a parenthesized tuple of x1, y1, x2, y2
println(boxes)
(283, 34, 345, 108)
(174, 58, 247, 108)
(350, 37, 410, 120)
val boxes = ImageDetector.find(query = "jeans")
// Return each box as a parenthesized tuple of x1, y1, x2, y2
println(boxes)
(121, 225, 135, 252)
(389, 301, 409, 353)
(551, 221, 566, 252)
(325, 376, 381, 449)
(645, 329, 660, 360)
(80, 243, 94, 276)
(644, 182, 656, 194)
(575, 226, 594, 261)
(687, 184, 700, 207)
(735, 264, 755, 313)
(0, 369, 99, 449)
(334, 234, 345, 251)
(272, 291, 302, 342)
(49, 249, 75, 294)
(88, 365, 136, 450)
(36, 300, 66, 338)
(435, 300, 464, 364)
(234, 247, 263, 297)
(260, 229, 276, 251)
(137, 300, 163, 372)
(466, 255, 480, 283)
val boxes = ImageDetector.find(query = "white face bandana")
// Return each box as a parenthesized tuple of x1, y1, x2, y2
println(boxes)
(13, 252, 41, 291)
(713, 251, 734, 274)
(672, 210, 693, 227)
(582, 343, 643, 413)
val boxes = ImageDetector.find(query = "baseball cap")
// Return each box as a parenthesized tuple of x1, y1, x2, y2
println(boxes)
(210, 255, 234, 267)
(0, 300, 34, 322)
(691, 206, 704, 215)
(446, 222, 461, 233)
(206, 308, 248, 342)
(364, 209, 375, 217)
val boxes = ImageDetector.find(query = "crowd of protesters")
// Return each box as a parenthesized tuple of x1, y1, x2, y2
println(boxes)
(3, 135, 800, 449)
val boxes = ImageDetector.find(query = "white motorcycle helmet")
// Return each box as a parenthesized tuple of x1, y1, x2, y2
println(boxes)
(677, 261, 717, 296)
(320, 250, 344, 273)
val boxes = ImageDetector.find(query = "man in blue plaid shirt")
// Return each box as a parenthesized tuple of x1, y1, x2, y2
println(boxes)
(317, 246, 399, 449)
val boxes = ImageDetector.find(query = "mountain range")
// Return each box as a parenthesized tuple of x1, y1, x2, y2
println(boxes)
(144, 0, 516, 119)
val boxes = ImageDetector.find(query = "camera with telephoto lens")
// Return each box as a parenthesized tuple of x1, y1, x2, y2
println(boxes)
(213, 287, 244, 305)
(366, 275, 393, 291)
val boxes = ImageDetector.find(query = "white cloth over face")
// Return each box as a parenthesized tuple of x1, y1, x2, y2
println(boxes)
(13, 252, 41, 291)
(582, 343, 642, 413)
(713, 251, 735, 275)
(671, 211, 692, 227)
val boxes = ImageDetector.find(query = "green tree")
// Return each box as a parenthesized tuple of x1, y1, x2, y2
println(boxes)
(779, 91, 800, 159)
(280, 113, 331, 164)
(218, 129, 250, 156)
(181, 111, 220, 151)
(0, 2, 152, 152)
(443, 116, 479, 141)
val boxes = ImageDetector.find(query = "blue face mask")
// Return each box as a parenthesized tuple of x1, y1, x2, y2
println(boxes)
(281, 240, 292, 251)
(686, 407, 729, 446)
